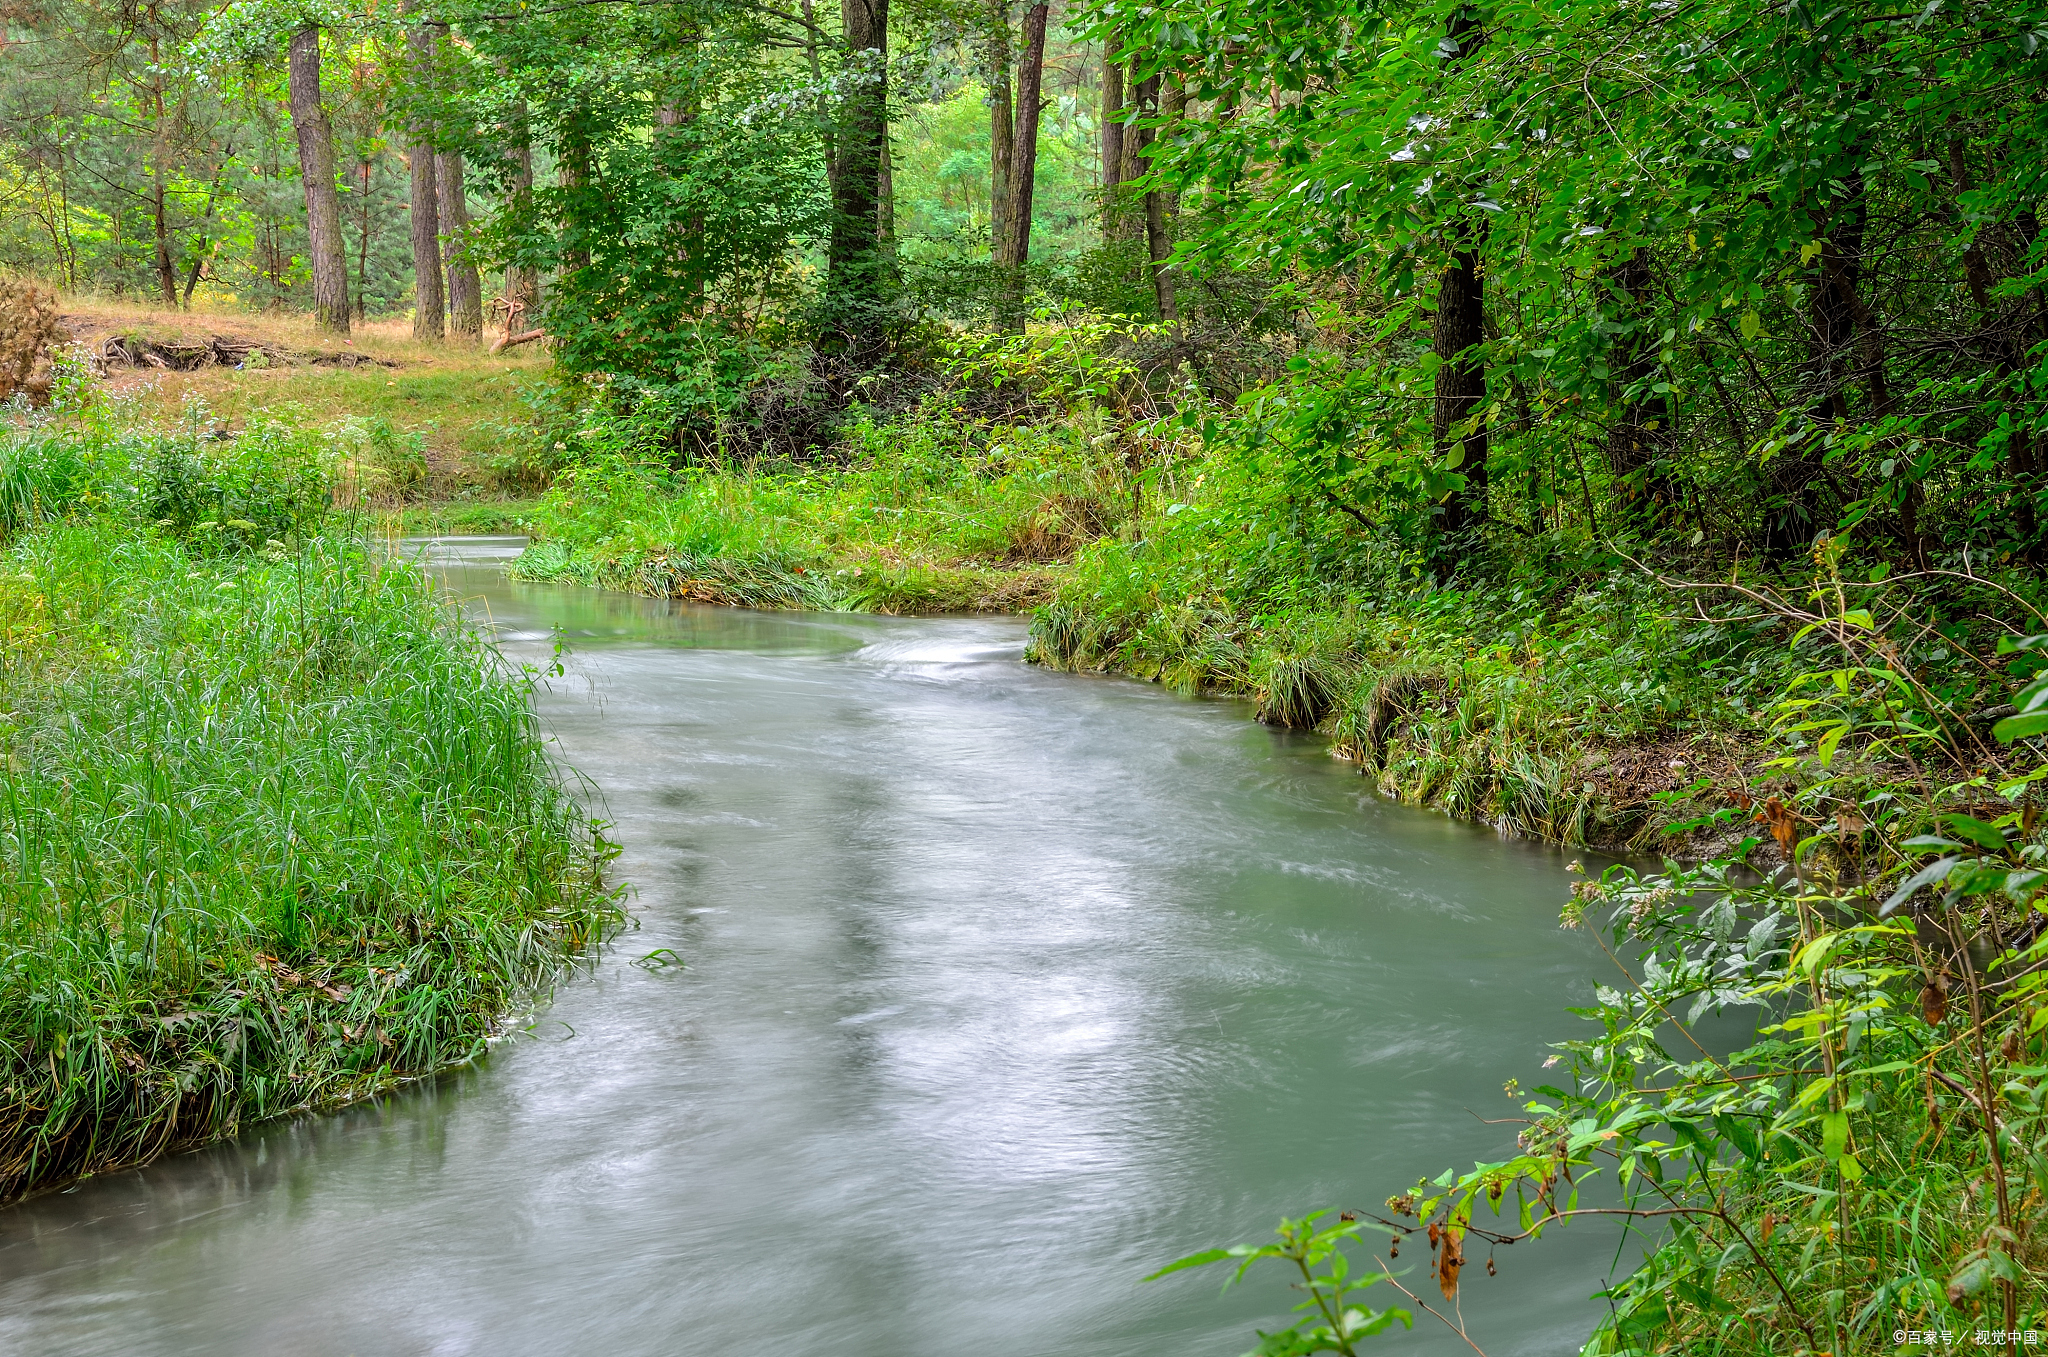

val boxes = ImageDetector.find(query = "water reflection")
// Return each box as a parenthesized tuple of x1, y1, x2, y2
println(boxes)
(1, 537, 1619, 1357)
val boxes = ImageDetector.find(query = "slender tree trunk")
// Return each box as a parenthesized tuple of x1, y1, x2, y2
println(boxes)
(878, 121, 895, 254)
(823, 0, 891, 363)
(286, 26, 351, 333)
(800, 0, 836, 190)
(148, 60, 178, 309)
(404, 15, 444, 339)
(355, 155, 371, 319)
(1099, 47, 1124, 242)
(1951, 134, 2037, 552)
(1143, 73, 1180, 328)
(559, 112, 591, 272)
(986, 0, 1013, 267)
(1432, 9, 1486, 550)
(439, 150, 483, 339)
(1113, 59, 1144, 240)
(1434, 215, 1488, 539)
(1604, 247, 1671, 518)
(505, 97, 541, 321)
(656, 27, 708, 312)
(181, 154, 231, 305)
(996, 2, 1048, 330)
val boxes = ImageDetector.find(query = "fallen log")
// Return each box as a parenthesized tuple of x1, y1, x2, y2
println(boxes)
(491, 328, 547, 356)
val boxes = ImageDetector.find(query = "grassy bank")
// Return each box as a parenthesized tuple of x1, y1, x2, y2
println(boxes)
(0, 417, 620, 1203)
(501, 402, 1113, 613)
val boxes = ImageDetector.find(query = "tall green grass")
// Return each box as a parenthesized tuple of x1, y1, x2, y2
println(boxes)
(506, 404, 1114, 613)
(0, 424, 619, 1202)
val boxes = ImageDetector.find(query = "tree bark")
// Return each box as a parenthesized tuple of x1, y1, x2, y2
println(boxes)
(1143, 73, 1180, 328)
(1603, 247, 1671, 517)
(439, 150, 483, 339)
(1432, 9, 1486, 548)
(286, 26, 350, 334)
(405, 16, 443, 340)
(986, 0, 1013, 268)
(148, 54, 178, 309)
(996, 1, 1048, 329)
(657, 27, 709, 310)
(822, 0, 891, 363)
(1099, 47, 1124, 243)
(504, 97, 542, 321)
(1100, 49, 1124, 195)
(559, 111, 591, 272)
(878, 121, 895, 253)
(1434, 215, 1488, 538)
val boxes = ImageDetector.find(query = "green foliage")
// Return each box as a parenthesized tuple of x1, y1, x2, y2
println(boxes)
(0, 405, 333, 551)
(1175, 599, 2048, 1352)
(0, 417, 620, 1202)
(1150, 1214, 1412, 1356)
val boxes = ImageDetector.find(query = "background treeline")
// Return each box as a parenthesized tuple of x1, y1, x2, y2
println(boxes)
(6, 0, 2029, 577)
(0, 0, 1117, 336)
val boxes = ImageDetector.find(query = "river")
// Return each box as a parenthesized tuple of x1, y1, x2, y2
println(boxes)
(0, 537, 1621, 1357)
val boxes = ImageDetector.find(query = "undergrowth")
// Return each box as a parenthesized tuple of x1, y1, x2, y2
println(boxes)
(0, 417, 621, 1202)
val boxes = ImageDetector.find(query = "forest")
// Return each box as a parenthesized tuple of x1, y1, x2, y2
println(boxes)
(4, 0, 2048, 1348)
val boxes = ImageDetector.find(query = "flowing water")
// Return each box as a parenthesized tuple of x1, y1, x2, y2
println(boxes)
(1, 538, 1625, 1357)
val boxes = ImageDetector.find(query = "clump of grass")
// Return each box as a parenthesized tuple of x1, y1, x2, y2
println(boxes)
(0, 517, 620, 1202)
(505, 400, 1131, 615)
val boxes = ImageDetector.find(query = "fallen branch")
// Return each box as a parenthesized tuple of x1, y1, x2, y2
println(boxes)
(491, 328, 547, 355)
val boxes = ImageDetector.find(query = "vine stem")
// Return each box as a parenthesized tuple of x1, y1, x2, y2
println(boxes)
(1373, 1257, 1488, 1357)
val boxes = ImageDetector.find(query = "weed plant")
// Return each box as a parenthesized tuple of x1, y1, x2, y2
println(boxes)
(0, 422, 619, 1202)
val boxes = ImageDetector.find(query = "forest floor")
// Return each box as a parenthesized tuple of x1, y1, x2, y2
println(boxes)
(53, 298, 552, 507)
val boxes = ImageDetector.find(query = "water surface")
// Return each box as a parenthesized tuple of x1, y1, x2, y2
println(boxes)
(0, 537, 1619, 1357)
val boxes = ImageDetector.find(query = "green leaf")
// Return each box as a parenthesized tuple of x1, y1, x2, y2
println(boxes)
(1994, 711, 2048, 743)
(1942, 814, 2009, 851)
(1143, 1248, 1241, 1281)
(1821, 1110, 1848, 1160)
(1714, 1113, 1764, 1163)
(1817, 722, 1849, 766)
(1880, 856, 1958, 916)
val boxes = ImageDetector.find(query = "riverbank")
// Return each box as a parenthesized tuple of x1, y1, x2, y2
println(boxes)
(0, 417, 620, 1203)
(498, 373, 2044, 861)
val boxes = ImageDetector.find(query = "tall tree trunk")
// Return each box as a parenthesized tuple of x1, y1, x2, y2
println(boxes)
(1143, 73, 1180, 328)
(1099, 47, 1124, 242)
(505, 97, 541, 322)
(823, 0, 891, 364)
(996, 1, 1048, 330)
(559, 111, 591, 272)
(657, 27, 708, 314)
(878, 121, 895, 254)
(986, 0, 1013, 267)
(286, 26, 351, 334)
(355, 154, 371, 319)
(800, 0, 836, 190)
(1434, 214, 1488, 540)
(439, 150, 483, 339)
(405, 16, 444, 340)
(1603, 247, 1671, 519)
(1432, 8, 1486, 550)
(1114, 59, 1146, 199)
(148, 59, 178, 309)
